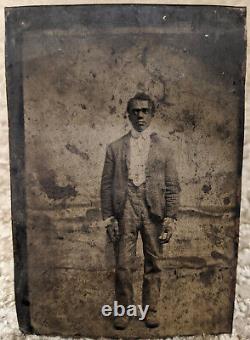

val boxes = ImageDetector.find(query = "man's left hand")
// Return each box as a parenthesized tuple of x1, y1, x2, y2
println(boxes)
(159, 217, 177, 244)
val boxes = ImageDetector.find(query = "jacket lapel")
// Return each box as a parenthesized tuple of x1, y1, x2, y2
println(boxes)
(146, 132, 159, 178)
(123, 132, 131, 171)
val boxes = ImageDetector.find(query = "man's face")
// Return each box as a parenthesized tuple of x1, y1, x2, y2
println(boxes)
(128, 100, 154, 132)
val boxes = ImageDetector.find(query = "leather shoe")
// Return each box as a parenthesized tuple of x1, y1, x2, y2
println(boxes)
(145, 311, 160, 328)
(113, 316, 130, 330)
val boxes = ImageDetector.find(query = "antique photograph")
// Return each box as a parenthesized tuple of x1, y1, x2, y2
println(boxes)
(5, 4, 246, 338)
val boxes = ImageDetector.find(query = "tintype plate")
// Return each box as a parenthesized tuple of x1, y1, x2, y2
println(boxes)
(5, 4, 246, 337)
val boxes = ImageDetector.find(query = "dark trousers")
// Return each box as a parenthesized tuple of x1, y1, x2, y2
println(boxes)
(115, 181, 163, 312)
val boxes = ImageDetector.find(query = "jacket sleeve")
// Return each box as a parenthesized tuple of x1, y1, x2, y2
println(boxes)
(165, 152, 180, 219)
(101, 144, 115, 220)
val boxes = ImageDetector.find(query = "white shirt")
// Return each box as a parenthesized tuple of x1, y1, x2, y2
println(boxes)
(128, 127, 152, 186)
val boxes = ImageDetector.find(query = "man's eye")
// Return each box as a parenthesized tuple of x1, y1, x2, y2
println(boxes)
(132, 109, 148, 114)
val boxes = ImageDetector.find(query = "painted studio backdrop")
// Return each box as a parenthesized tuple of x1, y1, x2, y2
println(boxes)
(6, 5, 246, 337)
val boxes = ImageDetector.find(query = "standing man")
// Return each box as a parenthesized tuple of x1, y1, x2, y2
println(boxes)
(101, 93, 180, 330)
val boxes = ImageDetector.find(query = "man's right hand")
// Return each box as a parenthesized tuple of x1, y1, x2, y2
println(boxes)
(105, 216, 120, 243)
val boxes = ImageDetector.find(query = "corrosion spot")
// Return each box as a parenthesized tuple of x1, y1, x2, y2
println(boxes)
(109, 106, 116, 115)
(65, 144, 89, 160)
(39, 170, 78, 200)
(211, 251, 228, 263)
(141, 46, 148, 67)
(202, 184, 211, 193)
(200, 267, 216, 286)
(182, 109, 197, 130)
(216, 124, 230, 140)
(86, 208, 101, 222)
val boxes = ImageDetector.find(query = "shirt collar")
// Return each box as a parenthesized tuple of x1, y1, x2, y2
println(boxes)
(131, 126, 152, 140)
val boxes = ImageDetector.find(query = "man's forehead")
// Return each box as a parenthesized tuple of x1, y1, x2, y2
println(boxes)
(131, 100, 149, 109)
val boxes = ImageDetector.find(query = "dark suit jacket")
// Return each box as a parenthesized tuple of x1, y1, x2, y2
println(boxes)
(101, 131, 180, 220)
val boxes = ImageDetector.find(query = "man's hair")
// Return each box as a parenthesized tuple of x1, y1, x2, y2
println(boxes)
(127, 92, 156, 115)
